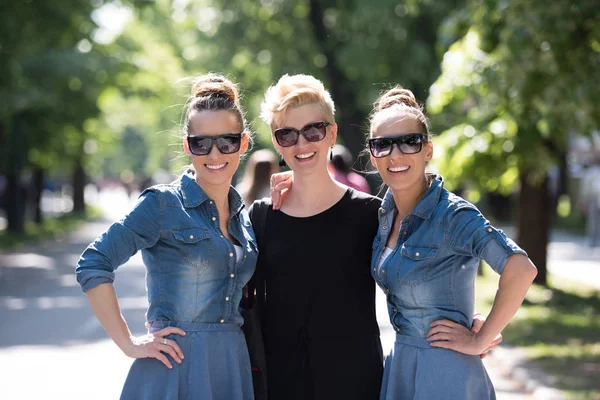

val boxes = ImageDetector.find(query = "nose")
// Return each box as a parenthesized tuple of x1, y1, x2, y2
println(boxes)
(389, 143, 404, 160)
(207, 143, 221, 158)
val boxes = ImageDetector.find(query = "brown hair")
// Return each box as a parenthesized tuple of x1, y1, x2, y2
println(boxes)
(184, 73, 246, 135)
(369, 86, 430, 141)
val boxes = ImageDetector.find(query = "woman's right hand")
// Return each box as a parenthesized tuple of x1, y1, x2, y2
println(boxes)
(121, 326, 186, 369)
(270, 171, 293, 210)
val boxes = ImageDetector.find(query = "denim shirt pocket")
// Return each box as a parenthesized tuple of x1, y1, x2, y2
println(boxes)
(172, 228, 213, 268)
(398, 245, 439, 286)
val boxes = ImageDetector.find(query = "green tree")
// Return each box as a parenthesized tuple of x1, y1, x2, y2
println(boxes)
(428, 0, 600, 285)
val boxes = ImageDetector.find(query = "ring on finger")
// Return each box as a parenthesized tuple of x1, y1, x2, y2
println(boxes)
(162, 338, 168, 345)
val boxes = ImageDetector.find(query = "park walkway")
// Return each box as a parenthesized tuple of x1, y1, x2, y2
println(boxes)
(0, 189, 596, 398)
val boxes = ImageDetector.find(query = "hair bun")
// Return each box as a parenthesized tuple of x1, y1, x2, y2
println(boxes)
(191, 73, 239, 105)
(376, 86, 418, 111)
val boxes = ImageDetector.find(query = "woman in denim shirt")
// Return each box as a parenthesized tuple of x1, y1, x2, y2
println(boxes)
(76, 74, 258, 399)
(367, 86, 538, 399)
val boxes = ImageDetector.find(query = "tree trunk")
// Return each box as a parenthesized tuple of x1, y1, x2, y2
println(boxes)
(32, 167, 44, 224)
(516, 169, 549, 286)
(6, 114, 27, 233)
(72, 158, 86, 213)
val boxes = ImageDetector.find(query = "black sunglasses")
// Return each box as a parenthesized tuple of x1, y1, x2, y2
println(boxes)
(368, 133, 424, 158)
(187, 133, 242, 156)
(274, 121, 331, 147)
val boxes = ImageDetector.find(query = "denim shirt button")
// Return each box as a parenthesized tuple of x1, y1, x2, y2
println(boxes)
(381, 209, 385, 214)
(244, 255, 247, 259)
(220, 319, 225, 323)
(488, 228, 493, 233)
(220, 235, 224, 238)
(225, 297, 230, 301)
(189, 235, 194, 239)
(415, 252, 420, 257)
(229, 252, 234, 257)
(209, 201, 213, 205)
(212, 217, 216, 221)
(382, 226, 387, 230)
(230, 274, 235, 278)
(461, 264, 466, 269)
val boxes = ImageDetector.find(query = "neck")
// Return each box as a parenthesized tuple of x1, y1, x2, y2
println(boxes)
(284, 169, 345, 212)
(391, 175, 430, 219)
(195, 177, 231, 213)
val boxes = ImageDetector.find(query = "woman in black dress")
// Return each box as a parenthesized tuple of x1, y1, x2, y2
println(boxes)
(253, 74, 384, 400)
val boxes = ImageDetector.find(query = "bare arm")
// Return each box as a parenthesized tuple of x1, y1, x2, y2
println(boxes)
(428, 254, 537, 354)
(86, 283, 186, 368)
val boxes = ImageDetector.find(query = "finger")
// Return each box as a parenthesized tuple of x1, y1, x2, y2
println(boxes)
(167, 339, 185, 360)
(271, 184, 280, 210)
(154, 351, 173, 369)
(429, 320, 461, 329)
(158, 344, 182, 364)
(426, 333, 453, 342)
(429, 340, 454, 349)
(426, 325, 454, 338)
(471, 319, 484, 334)
(156, 327, 186, 337)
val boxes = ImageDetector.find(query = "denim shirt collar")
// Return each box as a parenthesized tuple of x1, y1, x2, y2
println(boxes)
(179, 170, 245, 216)
(380, 174, 444, 220)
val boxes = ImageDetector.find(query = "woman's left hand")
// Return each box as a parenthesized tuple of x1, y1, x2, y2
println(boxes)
(426, 319, 490, 356)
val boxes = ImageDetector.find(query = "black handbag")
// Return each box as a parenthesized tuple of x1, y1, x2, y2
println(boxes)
(241, 200, 269, 400)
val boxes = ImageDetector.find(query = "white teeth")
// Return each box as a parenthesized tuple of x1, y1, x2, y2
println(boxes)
(206, 163, 227, 170)
(296, 152, 315, 159)
(389, 166, 409, 172)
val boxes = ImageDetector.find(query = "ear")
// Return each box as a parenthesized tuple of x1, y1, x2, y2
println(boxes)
(330, 123, 338, 146)
(183, 136, 192, 156)
(424, 141, 433, 162)
(240, 131, 250, 154)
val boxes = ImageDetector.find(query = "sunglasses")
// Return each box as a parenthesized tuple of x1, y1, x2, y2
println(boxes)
(187, 133, 242, 156)
(274, 121, 331, 147)
(368, 133, 424, 158)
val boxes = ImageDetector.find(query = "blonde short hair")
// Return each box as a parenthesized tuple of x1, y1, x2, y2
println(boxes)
(260, 74, 335, 129)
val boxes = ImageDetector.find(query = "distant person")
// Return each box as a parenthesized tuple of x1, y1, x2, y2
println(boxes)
(76, 74, 257, 399)
(580, 158, 600, 247)
(236, 149, 279, 206)
(328, 144, 371, 194)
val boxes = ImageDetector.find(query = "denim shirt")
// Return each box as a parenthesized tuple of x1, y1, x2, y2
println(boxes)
(76, 170, 258, 326)
(371, 174, 527, 338)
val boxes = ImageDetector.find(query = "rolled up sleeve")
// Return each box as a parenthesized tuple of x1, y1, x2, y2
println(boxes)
(76, 190, 162, 292)
(446, 205, 527, 275)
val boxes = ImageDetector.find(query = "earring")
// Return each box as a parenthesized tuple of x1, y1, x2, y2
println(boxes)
(330, 147, 334, 162)
(279, 156, 287, 168)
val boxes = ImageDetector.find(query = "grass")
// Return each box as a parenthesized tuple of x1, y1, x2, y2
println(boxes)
(0, 206, 102, 252)
(476, 265, 600, 399)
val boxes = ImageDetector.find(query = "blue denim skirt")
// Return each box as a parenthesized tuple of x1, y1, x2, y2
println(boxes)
(380, 334, 495, 400)
(120, 321, 254, 400)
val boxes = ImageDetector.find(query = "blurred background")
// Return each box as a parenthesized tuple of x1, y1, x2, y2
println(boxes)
(0, 0, 599, 399)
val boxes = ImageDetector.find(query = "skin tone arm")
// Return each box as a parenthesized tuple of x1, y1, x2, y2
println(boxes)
(269, 172, 503, 358)
(86, 283, 186, 369)
(427, 254, 537, 355)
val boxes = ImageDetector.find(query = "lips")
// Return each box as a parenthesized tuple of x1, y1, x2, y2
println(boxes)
(388, 165, 409, 173)
(295, 152, 316, 160)
(205, 162, 227, 171)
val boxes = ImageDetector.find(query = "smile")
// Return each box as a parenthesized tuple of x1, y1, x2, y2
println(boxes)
(205, 163, 227, 170)
(388, 166, 409, 172)
(295, 152, 316, 160)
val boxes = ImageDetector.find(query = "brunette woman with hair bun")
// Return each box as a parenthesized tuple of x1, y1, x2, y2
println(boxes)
(368, 86, 537, 399)
(76, 73, 257, 399)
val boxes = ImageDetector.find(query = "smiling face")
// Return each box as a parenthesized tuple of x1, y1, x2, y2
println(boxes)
(273, 103, 337, 175)
(370, 111, 433, 192)
(183, 110, 248, 189)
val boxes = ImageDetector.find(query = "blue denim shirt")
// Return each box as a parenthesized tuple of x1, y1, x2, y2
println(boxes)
(371, 174, 527, 338)
(76, 170, 258, 326)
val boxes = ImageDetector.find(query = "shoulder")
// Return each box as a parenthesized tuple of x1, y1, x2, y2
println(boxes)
(345, 188, 382, 213)
(435, 190, 482, 223)
(140, 180, 184, 205)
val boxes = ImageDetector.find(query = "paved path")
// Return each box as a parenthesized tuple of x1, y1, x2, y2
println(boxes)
(0, 190, 596, 399)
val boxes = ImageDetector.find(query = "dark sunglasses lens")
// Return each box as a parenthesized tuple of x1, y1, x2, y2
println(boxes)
(303, 123, 327, 142)
(275, 129, 298, 147)
(189, 137, 212, 155)
(398, 134, 423, 154)
(216, 135, 241, 154)
(370, 138, 392, 157)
